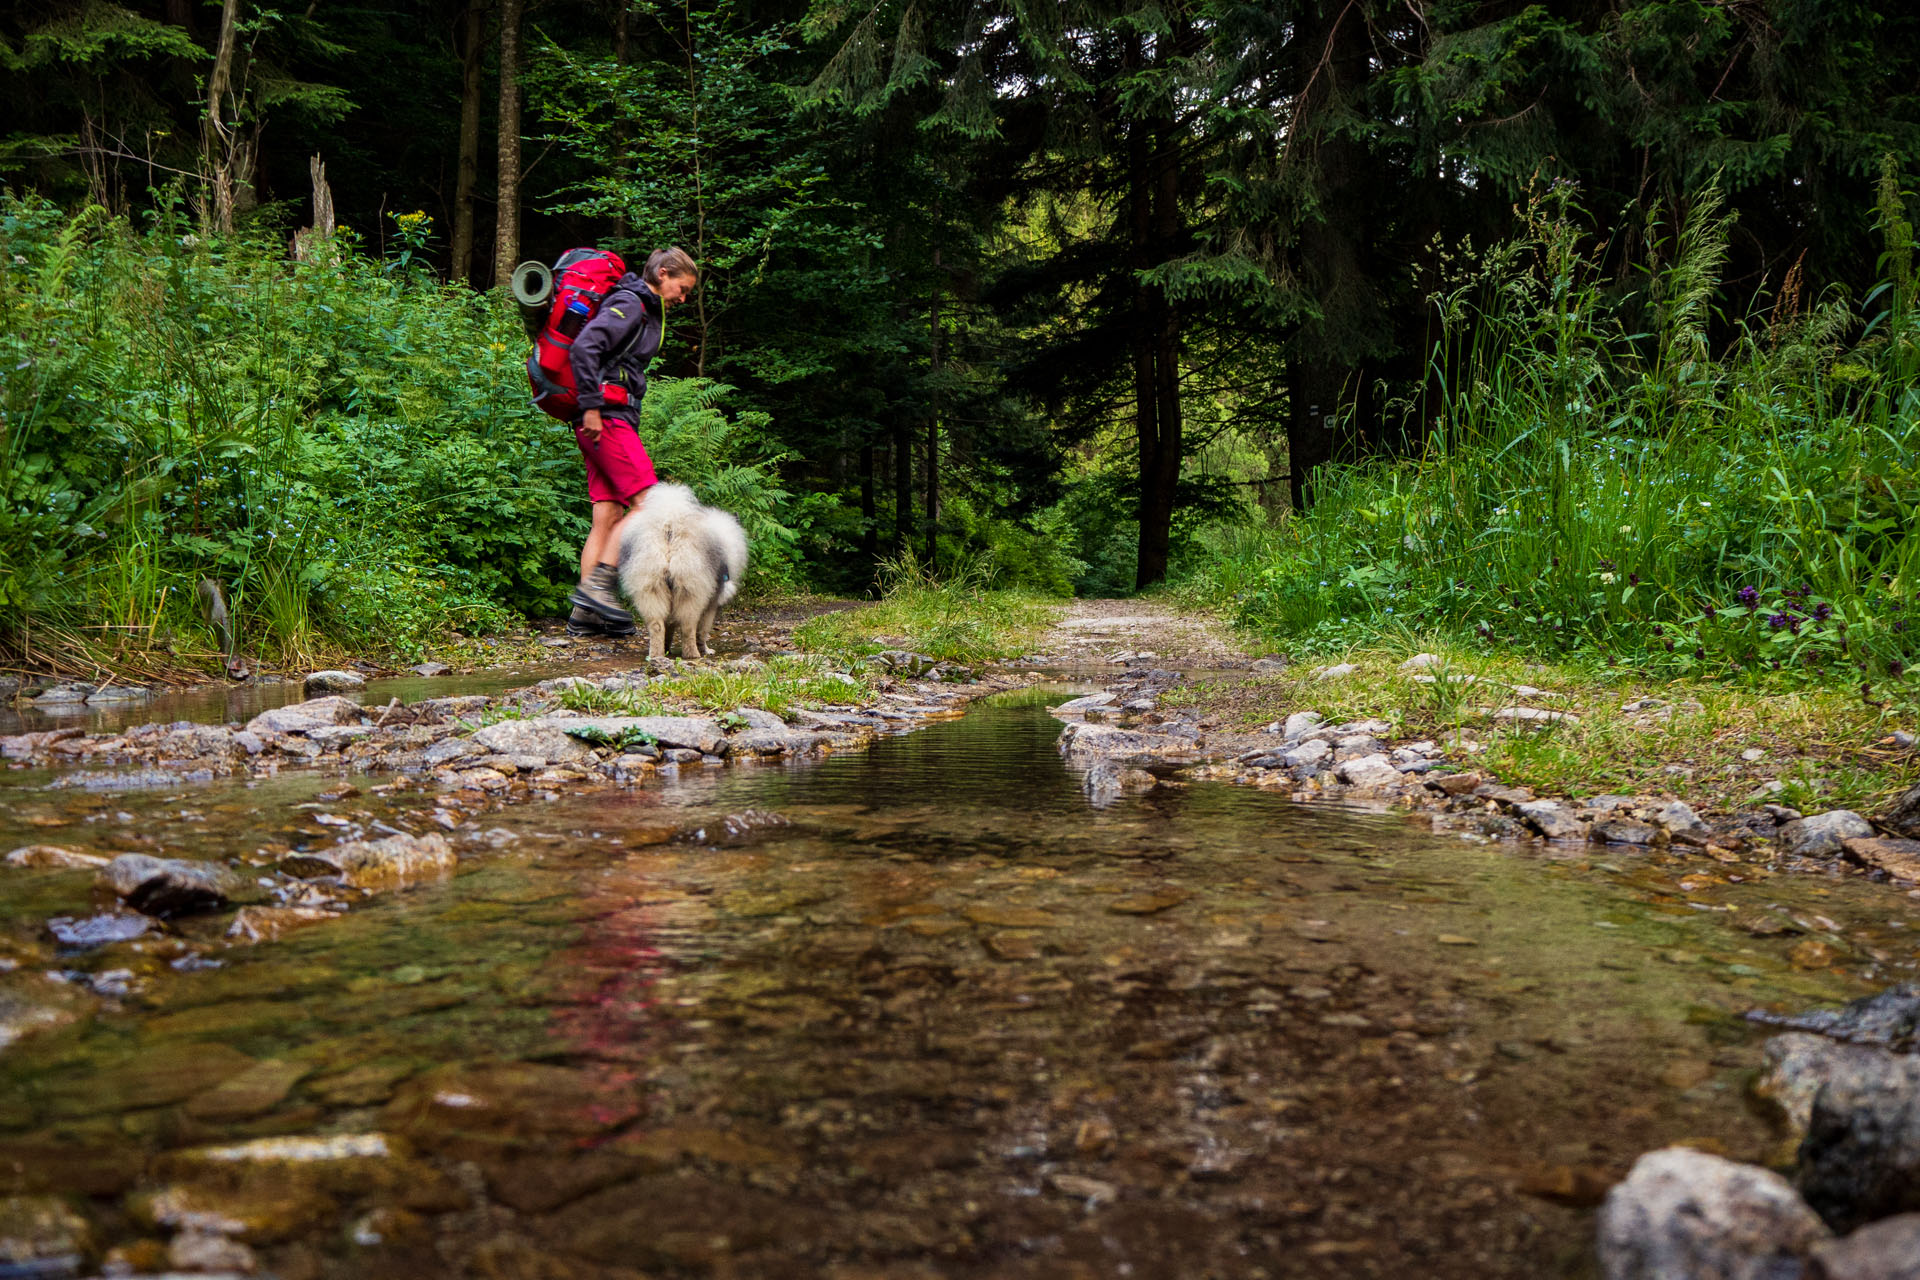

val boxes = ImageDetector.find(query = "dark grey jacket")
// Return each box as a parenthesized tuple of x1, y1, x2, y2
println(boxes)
(569, 274, 664, 423)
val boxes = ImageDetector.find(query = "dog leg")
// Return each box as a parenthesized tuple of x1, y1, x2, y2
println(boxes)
(673, 604, 705, 659)
(697, 604, 720, 657)
(646, 617, 668, 661)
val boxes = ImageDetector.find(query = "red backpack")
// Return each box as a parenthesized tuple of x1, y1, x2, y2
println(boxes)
(526, 248, 627, 421)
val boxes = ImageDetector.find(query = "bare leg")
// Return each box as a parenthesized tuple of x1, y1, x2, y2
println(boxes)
(580, 488, 648, 583)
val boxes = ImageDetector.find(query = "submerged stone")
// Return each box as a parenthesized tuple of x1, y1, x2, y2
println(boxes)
(0, 1194, 93, 1269)
(100, 854, 247, 917)
(4, 845, 107, 870)
(278, 833, 455, 892)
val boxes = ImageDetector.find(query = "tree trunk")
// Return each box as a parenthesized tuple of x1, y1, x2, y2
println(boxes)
(491, 0, 523, 290)
(681, 3, 710, 374)
(452, 0, 486, 286)
(1125, 37, 1160, 589)
(859, 442, 877, 567)
(893, 421, 914, 555)
(1133, 110, 1183, 589)
(1287, 358, 1346, 512)
(612, 0, 630, 241)
(925, 247, 942, 568)
(202, 0, 244, 234)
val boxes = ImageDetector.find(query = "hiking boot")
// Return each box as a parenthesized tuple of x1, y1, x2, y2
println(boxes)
(566, 605, 635, 638)
(569, 563, 633, 627)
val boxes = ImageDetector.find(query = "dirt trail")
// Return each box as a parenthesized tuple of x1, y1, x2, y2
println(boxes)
(1038, 597, 1251, 666)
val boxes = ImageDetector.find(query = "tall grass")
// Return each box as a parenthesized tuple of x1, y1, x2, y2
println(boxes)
(1187, 163, 1920, 688)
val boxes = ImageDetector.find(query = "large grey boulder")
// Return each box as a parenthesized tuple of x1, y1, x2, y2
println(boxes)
(469, 720, 595, 764)
(1780, 811, 1876, 858)
(1336, 753, 1403, 790)
(1518, 799, 1588, 841)
(1796, 1041, 1920, 1229)
(1050, 692, 1117, 716)
(553, 715, 727, 756)
(1057, 721, 1195, 767)
(1280, 711, 1324, 742)
(99, 854, 247, 917)
(1597, 1147, 1830, 1280)
(1808, 1213, 1920, 1280)
(1755, 1033, 1892, 1141)
(246, 695, 363, 735)
(303, 669, 367, 695)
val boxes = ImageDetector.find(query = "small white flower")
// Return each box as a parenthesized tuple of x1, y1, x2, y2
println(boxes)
(1599, 572, 1617, 584)
(1618, 525, 1632, 535)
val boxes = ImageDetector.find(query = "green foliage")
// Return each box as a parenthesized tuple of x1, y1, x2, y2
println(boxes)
(0, 194, 795, 666)
(1182, 174, 1920, 691)
(793, 551, 1054, 664)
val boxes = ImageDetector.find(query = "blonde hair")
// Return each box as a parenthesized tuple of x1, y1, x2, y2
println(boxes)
(644, 246, 698, 287)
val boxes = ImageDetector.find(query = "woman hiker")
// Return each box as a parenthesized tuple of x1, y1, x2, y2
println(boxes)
(565, 246, 700, 637)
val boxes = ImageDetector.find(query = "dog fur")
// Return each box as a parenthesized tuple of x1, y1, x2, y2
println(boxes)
(615, 482, 749, 660)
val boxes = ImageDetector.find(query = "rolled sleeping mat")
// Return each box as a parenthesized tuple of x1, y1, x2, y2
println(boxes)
(511, 259, 553, 339)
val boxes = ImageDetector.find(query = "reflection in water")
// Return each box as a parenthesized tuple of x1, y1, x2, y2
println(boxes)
(0, 689, 1908, 1278)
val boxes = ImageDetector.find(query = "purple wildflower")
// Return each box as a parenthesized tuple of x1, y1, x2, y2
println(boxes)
(1629, 572, 1640, 586)
(1693, 647, 1705, 660)
(1813, 603, 1833, 622)
(1768, 613, 1790, 631)
(1737, 586, 1760, 608)
(1703, 603, 1718, 620)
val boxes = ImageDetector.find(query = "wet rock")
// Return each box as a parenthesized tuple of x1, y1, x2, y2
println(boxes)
(303, 670, 366, 695)
(1425, 772, 1483, 797)
(1842, 838, 1920, 883)
(420, 737, 484, 768)
(1283, 739, 1332, 769)
(0, 973, 92, 1051)
(186, 1060, 312, 1122)
(46, 913, 150, 948)
(729, 729, 822, 757)
(1596, 1146, 1830, 1280)
(385, 1063, 639, 1154)
(1337, 753, 1403, 790)
(245, 696, 363, 736)
(157, 725, 239, 761)
(1058, 721, 1196, 767)
(468, 720, 594, 765)
(1518, 800, 1587, 841)
(410, 662, 451, 677)
(1657, 800, 1716, 847)
(278, 833, 455, 892)
(0, 1194, 93, 1271)
(1592, 818, 1662, 847)
(129, 1181, 331, 1244)
(1797, 1045, 1920, 1228)
(232, 730, 264, 756)
(5, 845, 107, 870)
(169, 1229, 257, 1272)
(1475, 783, 1536, 810)
(226, 907, 336, 944)
(1780, 811, 1876, 858)
(49, 767, 187, 792)
(1052, 692, 1117, 715)
(101, 854, 246, 917)
(412, 695, 491, 722)
(1808, 1213, 1920, 1280)
(32, 684, 91, 705)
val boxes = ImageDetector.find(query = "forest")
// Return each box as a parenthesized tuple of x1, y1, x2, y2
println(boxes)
(5, 0, 1920, 686)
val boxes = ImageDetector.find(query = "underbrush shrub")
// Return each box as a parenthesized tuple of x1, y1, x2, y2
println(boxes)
(0, 193, 796, 666)
(1181, 164, 1920, 695)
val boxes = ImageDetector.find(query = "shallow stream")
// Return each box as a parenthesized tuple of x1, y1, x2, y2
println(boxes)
(3, 687, 1916, 1277)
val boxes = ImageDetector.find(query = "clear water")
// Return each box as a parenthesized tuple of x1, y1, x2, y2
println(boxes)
(1, 688, 1910, 1278)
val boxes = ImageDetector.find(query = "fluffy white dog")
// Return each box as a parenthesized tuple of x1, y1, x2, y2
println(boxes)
(615, 482, 749, 660)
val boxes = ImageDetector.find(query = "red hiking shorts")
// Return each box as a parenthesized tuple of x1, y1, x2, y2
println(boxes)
(573, 418, 658, 505)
